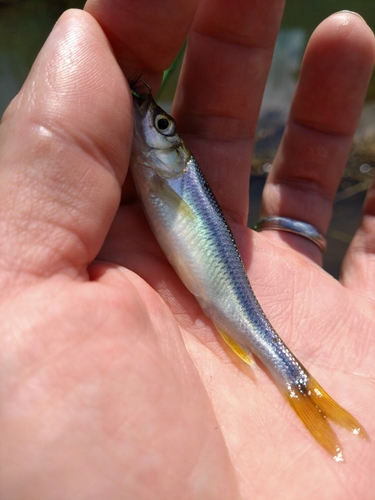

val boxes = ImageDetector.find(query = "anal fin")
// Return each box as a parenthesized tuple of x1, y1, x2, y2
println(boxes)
(217, 329, 255, 366)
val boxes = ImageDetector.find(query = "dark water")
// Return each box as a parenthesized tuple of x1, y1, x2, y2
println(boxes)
(0, 0, 374, 277)
(0, 0, 85, 115)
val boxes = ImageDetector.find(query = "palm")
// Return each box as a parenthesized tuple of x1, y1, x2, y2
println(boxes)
(0, 1, 374, 499)
(107, 203, 375, 496)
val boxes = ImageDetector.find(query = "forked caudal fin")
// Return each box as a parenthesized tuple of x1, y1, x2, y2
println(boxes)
(285, 375, 369, 461)
(217, 328, 368, 460)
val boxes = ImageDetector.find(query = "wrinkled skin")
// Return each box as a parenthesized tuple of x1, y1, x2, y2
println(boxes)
(0, 2, 374, 499)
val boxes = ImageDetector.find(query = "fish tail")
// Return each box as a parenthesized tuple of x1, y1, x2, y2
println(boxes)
(285, 374, 368, 461)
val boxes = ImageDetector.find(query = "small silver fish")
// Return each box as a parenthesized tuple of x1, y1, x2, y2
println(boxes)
(130, 90, 368, 461)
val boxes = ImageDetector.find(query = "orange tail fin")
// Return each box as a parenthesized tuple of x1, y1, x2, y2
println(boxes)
(285, 375, 368, 461)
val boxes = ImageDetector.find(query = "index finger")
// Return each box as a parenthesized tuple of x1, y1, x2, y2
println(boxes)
(84, 0, 198, 91)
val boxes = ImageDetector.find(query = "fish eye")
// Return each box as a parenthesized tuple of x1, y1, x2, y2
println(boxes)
(155, 114, 175, 135)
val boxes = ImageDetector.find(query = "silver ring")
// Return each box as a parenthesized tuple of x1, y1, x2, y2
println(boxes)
(254, 216, 327, 252)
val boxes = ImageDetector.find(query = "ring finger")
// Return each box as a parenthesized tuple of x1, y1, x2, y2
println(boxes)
(259, 11, 375, 263)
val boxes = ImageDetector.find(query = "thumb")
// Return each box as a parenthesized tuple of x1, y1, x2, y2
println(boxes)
(0, 9, 131, 290)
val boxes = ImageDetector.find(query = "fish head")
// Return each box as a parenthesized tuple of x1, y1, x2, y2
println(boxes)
(131, 93, 190, 179)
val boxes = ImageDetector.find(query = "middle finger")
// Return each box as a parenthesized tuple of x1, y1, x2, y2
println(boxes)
(173, 0, 286, 226)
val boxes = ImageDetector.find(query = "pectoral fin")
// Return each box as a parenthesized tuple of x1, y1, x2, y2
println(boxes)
(156, 177, 196, 222)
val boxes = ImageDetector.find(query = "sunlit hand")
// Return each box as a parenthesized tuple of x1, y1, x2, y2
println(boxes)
(0, 2, 374, 499)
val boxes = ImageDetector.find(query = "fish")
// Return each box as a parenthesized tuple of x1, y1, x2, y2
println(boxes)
(129, 88, 368, 461)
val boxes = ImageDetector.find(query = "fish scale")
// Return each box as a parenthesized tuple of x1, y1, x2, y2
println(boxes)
(158, 154, 307, 386)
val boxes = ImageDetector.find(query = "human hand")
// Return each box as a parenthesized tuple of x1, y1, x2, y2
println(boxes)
(0, 2, 374, 499)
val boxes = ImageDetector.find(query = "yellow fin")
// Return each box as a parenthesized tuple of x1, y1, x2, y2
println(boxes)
(157, 178, 196, 222)
(285, 375, 369, 461)
(218, 329, 255, 366)
(308, 376, 369, 440)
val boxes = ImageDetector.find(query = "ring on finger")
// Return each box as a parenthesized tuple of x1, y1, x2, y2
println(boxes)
(254, 216, 327, 253)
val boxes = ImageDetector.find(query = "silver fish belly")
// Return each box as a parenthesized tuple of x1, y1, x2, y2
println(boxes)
(130, 91, 367, 460)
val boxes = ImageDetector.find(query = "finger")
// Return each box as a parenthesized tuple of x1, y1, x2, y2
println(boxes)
(341, 177, 375, 300)
(84, 0, 198, 91)
(259, 12, 375, 262)
(0, 10, 132, 290)
(173, 0, 286, 226)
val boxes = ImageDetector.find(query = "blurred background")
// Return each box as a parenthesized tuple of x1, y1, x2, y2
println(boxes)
(0, 0, 374, 277)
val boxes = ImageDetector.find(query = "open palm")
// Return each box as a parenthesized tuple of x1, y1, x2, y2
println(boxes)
(0, 2, 374, 499)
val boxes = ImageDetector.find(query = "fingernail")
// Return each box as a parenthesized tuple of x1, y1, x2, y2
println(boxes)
(337, 10, 365, 21)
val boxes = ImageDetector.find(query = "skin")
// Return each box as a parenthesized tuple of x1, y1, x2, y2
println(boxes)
(0, 1, 374, 498)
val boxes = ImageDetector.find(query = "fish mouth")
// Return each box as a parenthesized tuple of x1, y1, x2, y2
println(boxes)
(131, 90, 148, 104)
(129, 78, 153, 107)
(131, 91, 153, 118)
